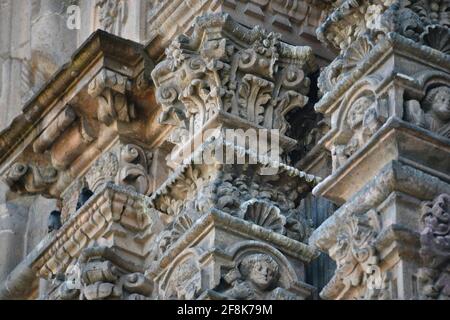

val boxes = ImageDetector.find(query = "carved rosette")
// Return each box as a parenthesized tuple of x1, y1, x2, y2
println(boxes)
(417, 194, 450, 300)
(151, 13, 316, 145)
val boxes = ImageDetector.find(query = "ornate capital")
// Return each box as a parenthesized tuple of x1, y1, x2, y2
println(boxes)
(151, 13, 316, 140)
(88, 69, 136, 126)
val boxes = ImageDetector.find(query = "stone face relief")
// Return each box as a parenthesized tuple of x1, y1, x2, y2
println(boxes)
(423, 86, 450, 137)
(333, 94, 385, 169)
(405, 86, 450, 138)
(220, 253, 298, 300)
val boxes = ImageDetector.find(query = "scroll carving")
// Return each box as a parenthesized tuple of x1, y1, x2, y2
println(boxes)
(405, 86, 450, 138)
(116, 144, 152, 195)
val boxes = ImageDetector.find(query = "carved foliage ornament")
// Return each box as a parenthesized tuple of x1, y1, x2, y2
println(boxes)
(321, 210, 390, 300)
(317, 1, 450, 94)
(95, 0, 128, 36)
(151, 13, 314, 141)
(417, 194, 450, 300)
(57, 247, 153, 300)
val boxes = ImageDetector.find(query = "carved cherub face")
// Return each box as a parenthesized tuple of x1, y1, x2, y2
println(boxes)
(426, 86, 450, 121)
(240, 254, 279, 291)
(347, 97, 373, 130)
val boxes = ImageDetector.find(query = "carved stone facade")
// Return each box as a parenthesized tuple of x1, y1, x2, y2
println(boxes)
(0, 0, 448, 301)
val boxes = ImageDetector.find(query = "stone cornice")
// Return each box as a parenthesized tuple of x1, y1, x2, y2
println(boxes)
(0, 30, 144, 166)
(313, 117, 450, 203)
(32, 183, 151, 279)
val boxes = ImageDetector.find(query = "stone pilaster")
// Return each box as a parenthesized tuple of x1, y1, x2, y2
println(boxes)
(147, 13, 322, 300)
(310, 0, 450, 300)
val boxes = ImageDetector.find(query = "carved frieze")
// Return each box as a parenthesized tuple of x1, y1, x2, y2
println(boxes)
(95, 0, 128, 36)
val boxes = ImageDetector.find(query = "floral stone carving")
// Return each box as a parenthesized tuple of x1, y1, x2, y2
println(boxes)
(417, 194, 450, 300)
(151, 13, 316, 146)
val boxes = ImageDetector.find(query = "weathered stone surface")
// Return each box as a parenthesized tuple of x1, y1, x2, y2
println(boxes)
(0, 0, 449, 301)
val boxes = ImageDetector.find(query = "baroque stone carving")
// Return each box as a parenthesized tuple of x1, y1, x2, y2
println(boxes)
(218, 251, 300, 300)
(160, 253, 202, 300)
(320, 210, 389, 300)
(57, 247, 153, 300)
(151, 13, 315, 143)
(4, 162, 58, 196)
(405, 85, 450, 138)
(332, 94, 388, 170)
(88, 70, 135, 126)
(86, 152, 119, 193)
(417, 194, 450, 300)
(95, 0, 128, 36)
(317, 1, 450, 95)
(116, 144, 152, 195)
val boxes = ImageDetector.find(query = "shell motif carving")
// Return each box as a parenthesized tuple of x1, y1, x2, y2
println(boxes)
(241, 200, 286, 234)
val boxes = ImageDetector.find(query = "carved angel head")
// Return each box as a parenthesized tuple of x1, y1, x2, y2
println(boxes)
(347, 96, 374, 130)
(239, 253, 280, 291)
(424, 86, 450, 121)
